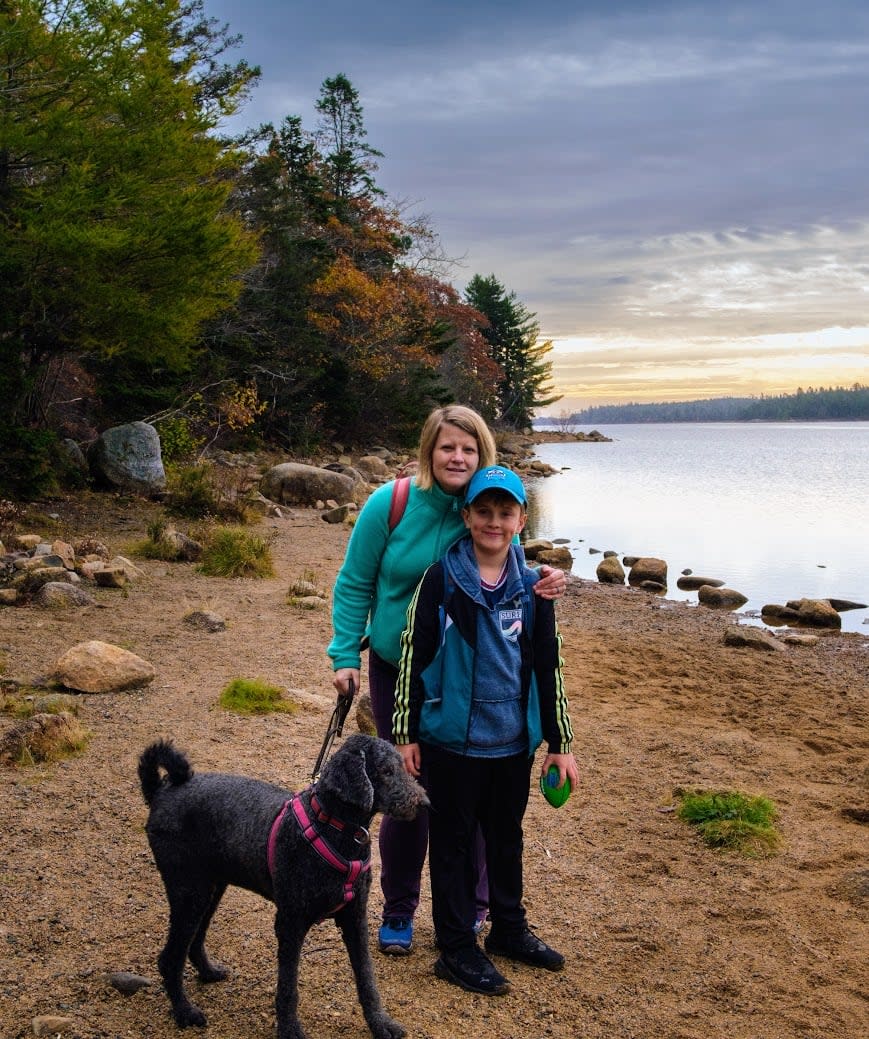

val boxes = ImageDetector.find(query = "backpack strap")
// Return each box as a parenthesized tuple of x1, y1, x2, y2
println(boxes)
(388, 476, 411, 532)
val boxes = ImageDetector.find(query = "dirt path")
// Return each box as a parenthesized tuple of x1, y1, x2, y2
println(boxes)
(1, 493, 866, 1039)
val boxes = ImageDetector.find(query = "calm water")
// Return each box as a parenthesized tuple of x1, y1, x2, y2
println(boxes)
(526, 423, 869, 634)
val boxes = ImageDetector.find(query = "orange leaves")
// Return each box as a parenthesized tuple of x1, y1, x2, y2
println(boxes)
(307, 253, 440, 379)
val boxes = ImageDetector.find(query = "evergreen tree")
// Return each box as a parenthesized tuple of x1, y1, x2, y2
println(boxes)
(314, 73, 384, 211)
(0, 0, 259, 478)
(464, 274, 560, 428)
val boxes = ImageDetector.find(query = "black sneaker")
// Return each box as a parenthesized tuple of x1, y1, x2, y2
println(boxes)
(485, 927, 565, 971)
(434, 945, 511, 995)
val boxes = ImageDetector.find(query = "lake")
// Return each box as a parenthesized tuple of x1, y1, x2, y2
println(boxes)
(526, 422, 869, 634)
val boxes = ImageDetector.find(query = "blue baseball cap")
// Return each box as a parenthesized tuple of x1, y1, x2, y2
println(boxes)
(465, 465, 527, 507)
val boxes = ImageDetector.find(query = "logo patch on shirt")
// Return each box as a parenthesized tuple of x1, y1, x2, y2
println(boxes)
(499, 608, 523, 642)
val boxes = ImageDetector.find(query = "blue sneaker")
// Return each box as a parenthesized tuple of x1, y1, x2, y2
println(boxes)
(378, 917, 413, 955)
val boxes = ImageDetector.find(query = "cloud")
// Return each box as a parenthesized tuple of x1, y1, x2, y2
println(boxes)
(205, 0, 869, 402)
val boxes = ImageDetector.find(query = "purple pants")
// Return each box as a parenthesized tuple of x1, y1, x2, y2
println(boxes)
(369, 651, 488, 921)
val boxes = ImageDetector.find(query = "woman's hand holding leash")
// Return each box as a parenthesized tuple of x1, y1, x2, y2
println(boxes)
(334, 667, 360, 698)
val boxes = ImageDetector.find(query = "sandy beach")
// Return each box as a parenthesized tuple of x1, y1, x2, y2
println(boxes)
(1, 481, 866, 1039)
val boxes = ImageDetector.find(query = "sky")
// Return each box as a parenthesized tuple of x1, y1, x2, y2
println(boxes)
(205, 0, 869, 413)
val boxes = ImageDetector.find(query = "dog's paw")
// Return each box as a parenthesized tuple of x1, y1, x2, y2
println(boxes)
(369, 1012, 406, 1039)
(174, 1003, 207, 1029)
(197, 961, 229, 983)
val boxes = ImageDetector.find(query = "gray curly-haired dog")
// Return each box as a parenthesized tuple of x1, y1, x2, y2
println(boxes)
(138, 734, 428, 1039)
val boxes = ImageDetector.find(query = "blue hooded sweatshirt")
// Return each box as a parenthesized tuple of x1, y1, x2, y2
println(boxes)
(394, 536, 573, 758)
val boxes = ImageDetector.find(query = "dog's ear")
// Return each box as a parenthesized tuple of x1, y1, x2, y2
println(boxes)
(319, 747, 374, 814)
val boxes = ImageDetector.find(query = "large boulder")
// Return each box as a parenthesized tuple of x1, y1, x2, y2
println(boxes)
(261, 463, 367, 506)
(786, 598, 842, 629)
(596, 556, 626, 585)
(628, 557, 668, 587)
(698, 586, 749, 609)
(88, 421, 165, 494)
(54, 640, 156, 693)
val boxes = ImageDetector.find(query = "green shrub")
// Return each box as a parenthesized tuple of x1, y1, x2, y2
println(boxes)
(165, 463, 220, 518)
(197, 527, 274, 578)
(676, 788, 781, 856)
(128, 517, 186, 561)
(0, 425, 58, 498)
(218, 677, 296, 715)
(165, 461, 257, 523)
(155, 416, 204, 464)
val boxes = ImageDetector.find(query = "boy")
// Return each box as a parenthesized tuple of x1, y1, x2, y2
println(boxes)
(393, 464, 578, 995)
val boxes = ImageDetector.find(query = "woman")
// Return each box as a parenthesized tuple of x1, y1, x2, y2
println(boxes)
(328, 405, 565, 955)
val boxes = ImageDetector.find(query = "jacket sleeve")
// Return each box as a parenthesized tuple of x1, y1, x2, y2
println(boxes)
(393, 563, 443, 744)
(327, 483, 393, 671)
(532, 597, 574, 753)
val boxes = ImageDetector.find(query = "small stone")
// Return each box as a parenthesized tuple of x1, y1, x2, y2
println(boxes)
(32, 1015, 74, 1035)
(108, 970, 153, 995)
(724, 626, 785, 652)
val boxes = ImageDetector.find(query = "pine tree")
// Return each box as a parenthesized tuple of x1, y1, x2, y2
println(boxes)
(0, 0, 259, 446)
(464, 274, 560, 429)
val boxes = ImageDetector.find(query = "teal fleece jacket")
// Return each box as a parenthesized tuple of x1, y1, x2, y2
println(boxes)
(328, 478, 468, 670)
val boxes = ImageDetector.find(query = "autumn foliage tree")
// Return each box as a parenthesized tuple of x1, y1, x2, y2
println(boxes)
(211, 74, 497, 447)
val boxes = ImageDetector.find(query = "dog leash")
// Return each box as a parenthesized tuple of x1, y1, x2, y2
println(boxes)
(311, 677, 355, 781)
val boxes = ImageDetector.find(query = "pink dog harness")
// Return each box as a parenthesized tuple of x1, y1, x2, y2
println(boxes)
(267, 791, 371, 916)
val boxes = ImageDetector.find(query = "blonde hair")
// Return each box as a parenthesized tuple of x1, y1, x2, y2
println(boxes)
(415, 406, 497, 491)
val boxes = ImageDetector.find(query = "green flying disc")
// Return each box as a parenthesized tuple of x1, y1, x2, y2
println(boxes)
(540, 765, 571, 808)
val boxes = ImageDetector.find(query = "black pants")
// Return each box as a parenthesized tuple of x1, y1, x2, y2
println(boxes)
(424, 743, 532, 953)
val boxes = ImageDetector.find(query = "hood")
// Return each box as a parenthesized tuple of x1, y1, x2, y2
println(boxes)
(444, 536, 529, 605)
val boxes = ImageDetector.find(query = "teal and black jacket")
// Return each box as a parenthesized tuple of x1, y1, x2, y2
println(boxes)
(393, 537, 573, 758)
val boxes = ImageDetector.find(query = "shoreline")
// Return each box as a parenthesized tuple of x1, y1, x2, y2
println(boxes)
(0, 493, 866, 1039)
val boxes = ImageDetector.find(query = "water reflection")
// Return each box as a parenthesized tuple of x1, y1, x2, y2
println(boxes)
(522, 423, 869, 634)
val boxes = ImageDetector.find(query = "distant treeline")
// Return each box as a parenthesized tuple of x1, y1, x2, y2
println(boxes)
(554, 384, 869, 425)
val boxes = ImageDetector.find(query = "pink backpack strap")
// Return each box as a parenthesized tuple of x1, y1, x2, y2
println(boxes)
(388, 476, 411, 532)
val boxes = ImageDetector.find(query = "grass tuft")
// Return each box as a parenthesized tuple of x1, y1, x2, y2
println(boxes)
(0, 712, 90, 767)
(197, 527, 274, 578)
(675, 788, 781, 856)
(218, 678, 297, 715)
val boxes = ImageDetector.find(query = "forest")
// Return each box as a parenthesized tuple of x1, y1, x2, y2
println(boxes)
(0, 1, 558, 496)
(556, 384, 869, 425)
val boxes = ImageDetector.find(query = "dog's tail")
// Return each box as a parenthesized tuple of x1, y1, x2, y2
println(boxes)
(138, 740, 193, 805)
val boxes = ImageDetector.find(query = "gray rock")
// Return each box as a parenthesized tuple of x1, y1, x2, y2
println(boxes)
(261, 462, 367, 507)
(33, 582, 95, 609)
(826, 598, 867, 612)
(321, 504, 355, 524)
(183, 610, 226, 632)
(724, 625, 786, 652)
(89, 421, 166, 494)
(108, 971, 154, 995)
(761, 603, 801, 623)
(677, 575, 725, 591)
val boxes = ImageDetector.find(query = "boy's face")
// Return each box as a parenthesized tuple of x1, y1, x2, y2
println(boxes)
(462, 491, 526, 555)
